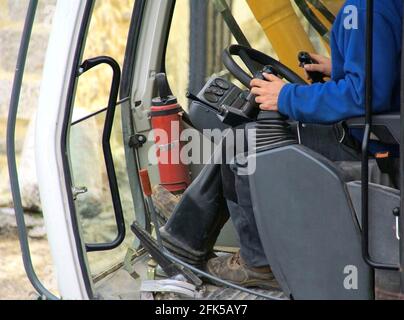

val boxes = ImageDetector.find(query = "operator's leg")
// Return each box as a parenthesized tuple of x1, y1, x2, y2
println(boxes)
(205, 128, 277, 290)
(160, 162, 229, 266)
(221, 163, 268, 268)
(205, 162, 277, 290)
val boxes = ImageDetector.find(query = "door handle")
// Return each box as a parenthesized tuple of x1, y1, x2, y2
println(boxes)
(78, 56, 126, 252)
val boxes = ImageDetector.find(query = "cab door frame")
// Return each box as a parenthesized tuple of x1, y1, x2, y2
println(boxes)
(36, 0, 175, 299)
(35, 0, 95, 300)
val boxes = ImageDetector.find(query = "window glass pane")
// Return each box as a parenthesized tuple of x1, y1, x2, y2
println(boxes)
(69, 0, 136, 277)
(165, 0, 190, 109)
(232, 0, 276, 56)
(165, 0, 277, 109)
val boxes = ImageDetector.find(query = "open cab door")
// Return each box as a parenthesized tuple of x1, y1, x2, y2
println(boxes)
(34, 0, 153, 299)
(8, 0, 95, 300)
(8, 0, 163, 299)
(33, 0, 174, 300)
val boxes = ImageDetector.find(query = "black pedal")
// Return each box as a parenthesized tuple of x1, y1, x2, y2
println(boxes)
(298, 51, 325, 83)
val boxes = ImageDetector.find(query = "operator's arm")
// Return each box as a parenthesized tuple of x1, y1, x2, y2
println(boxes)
(277, 10, 400, 124)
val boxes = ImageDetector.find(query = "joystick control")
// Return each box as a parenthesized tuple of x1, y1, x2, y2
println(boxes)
(298, 51, 325, 83)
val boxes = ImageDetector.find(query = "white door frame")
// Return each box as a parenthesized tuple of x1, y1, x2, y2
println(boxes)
(36, 0, 93, 300)
(36, 0, 175, 300)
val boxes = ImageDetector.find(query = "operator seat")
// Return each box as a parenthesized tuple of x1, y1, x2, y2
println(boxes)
(241, 112, 400, 300)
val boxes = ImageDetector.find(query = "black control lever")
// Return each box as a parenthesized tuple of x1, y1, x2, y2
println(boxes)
(242, 66, 278, 118)
(254, 65, 279, 80)
(298, 51, 325, 83)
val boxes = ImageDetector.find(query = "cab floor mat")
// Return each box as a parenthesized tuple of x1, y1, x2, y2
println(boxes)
(156, 284, 287, 301)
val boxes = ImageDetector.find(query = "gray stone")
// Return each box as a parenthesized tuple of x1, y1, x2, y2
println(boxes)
(70, 108, 106, 218)
(6, 0, 29, 22)
(6, 0, 56, 24)
(16, 108, 107, 214)
(17, 81, 41, 121)
(81, 209, 119, 244)
(0, 80, 12, 118)
(0, 207, 44, 236)
(0, 29, 22, 74)
(0, 209, 16, 235)
(76, 196, 103, 219)
(0, 79, 41, 121)
(28, 225, 47, 239)
(0, 30, 49, 74)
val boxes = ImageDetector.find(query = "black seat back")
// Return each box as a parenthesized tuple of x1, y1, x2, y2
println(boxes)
(248, 144, 373, 300)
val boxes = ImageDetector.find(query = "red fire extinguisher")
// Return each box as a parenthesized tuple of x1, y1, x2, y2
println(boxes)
(150, 73, 190, 193)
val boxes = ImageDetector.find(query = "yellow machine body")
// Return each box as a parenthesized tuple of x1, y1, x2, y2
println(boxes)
(246, 0, 345, 77)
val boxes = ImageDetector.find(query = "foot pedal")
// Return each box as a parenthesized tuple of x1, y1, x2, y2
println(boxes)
(141, 279, 202, 299)
(131, 222, 202, 287)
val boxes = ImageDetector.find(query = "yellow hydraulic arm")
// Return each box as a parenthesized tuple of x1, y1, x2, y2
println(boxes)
(246, 0, 345, 77)
(247, 0, 316, 78)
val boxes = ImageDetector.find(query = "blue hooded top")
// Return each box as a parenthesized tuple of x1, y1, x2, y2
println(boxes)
(278, 0, 403, 124)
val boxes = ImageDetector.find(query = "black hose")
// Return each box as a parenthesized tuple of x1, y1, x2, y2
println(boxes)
(306, 0, 336, 24)
(294, 0, 331, 42)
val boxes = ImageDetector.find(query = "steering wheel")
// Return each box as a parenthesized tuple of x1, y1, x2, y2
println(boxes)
(222, 45, 307, 88)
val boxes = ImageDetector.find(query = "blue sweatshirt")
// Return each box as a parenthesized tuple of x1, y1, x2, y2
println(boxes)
(278, 0, 403, 124)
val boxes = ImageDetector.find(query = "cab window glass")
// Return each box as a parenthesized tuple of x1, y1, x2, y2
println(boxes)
(165, 0, 276, 109)
(69, 0, 136, 277)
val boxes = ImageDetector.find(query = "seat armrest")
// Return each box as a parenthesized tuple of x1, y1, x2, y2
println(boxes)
(346, 113, 400, 145)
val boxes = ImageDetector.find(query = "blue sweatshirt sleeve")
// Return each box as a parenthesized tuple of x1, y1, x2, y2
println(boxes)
(278, 8, 400, 124)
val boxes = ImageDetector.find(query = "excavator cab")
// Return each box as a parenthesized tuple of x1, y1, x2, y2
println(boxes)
(7, 0, 404, 300)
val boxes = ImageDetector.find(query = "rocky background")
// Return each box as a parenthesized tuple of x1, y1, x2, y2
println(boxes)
(0, 0, 57, 300)
(0, 0, 55, 207)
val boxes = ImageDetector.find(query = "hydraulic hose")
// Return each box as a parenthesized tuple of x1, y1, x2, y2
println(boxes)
(305, 0, 336, 24)
(294, 0, 331, 43)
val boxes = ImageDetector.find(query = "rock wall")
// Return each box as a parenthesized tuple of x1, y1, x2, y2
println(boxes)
(0, 0, 57, 206)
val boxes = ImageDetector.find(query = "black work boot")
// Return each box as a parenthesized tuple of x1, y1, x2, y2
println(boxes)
(206, 252, 279, 290)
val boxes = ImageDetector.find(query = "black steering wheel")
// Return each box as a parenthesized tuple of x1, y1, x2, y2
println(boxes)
(222, 45, 307, 88)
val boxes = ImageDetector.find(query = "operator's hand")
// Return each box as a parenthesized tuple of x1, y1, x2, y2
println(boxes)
(250, 73, 286, 111)
(304, 53, 332, 80)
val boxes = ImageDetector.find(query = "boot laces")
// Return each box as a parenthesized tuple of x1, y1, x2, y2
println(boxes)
(230, 251, 242, 267)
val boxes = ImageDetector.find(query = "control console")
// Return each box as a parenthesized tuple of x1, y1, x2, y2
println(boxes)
(190, 66, 278, 127)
